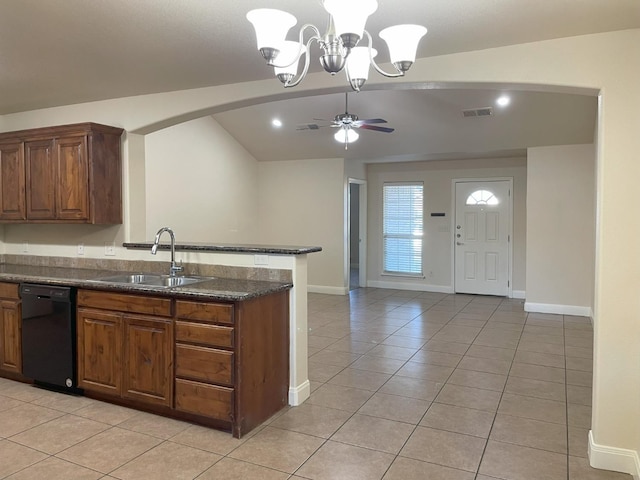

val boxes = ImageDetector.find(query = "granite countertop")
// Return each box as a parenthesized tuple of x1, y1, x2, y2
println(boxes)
(123, 242, 322, 255)
(0, 263, 292, 302)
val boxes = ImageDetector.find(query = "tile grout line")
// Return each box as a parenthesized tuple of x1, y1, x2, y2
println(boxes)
(472, 296, 525, 480)
(564, 313, 571, 480)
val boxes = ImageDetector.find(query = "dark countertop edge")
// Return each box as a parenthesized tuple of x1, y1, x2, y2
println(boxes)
(0, 272, 293, 303)
(123, 242, 322, 255)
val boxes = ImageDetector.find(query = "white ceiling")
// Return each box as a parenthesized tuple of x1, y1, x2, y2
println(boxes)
(213, 89, 598, 162)
(1, 0, 636, 161)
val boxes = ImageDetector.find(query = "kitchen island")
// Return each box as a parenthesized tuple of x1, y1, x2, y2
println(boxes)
(0, 262, 292, 438)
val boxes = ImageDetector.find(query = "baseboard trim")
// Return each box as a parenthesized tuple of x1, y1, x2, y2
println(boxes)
(524, 302, 591, 317)
(366, 280, 454, 294)
(308, 285, 349, 295)
(589, 430, 640, 479)
(512, 290, 526, 299)
(288, 380, 310, 406)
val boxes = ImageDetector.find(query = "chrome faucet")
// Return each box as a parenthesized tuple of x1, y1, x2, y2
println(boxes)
(151, 227, 184, 276)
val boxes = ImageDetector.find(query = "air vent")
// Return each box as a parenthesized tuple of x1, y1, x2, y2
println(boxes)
(462, 107, 493, 118)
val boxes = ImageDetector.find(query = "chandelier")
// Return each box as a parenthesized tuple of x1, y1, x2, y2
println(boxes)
(246, 0, 427, 92)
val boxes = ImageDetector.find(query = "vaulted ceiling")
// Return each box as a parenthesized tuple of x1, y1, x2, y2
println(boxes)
(1, 0, 636, 161)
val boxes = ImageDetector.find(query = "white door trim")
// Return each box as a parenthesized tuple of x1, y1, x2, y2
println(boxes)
(346, 178, 367, 291)
(451, 177, 514, 298)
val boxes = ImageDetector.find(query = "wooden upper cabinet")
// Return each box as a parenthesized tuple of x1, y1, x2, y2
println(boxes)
(25, 139, 56, 220)
(0, 123, 123, 224)
(56, 135, 90, 220)
(0, 142, 26, 220)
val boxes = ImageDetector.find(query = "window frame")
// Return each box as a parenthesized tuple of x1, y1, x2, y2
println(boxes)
(382, 181, 424, 277)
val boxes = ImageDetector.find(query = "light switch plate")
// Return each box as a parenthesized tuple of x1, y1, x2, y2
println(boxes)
(254, 254, 269, 265)
(77, 243, 85, 255)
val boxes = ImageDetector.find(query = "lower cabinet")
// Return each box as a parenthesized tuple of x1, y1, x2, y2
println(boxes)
(77, 308, 122, 396)
(174, 300, 235, 424)
(0, 282, 22, 374)
(122, 315, 173, 406)
(174, 290, 290, 437)
(76, 287, 289, 438)
(175, 378, 233, 420)
(77, 290, 173, 407)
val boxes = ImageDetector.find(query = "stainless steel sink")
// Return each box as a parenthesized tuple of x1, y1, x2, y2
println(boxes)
(93, 273, 207, 288)
(96, 274, 157, 284)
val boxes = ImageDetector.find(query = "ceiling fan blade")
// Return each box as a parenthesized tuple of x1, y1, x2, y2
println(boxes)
(296, 122, 338, 130)
(356, 118, 388, 124)
(296, 124, 322, 130)
(358, 124, 395, 133)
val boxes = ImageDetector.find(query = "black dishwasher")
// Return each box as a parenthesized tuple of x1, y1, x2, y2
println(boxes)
(20, 283, 78, 392)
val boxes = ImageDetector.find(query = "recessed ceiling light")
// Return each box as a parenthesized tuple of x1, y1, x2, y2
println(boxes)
(272, 118, 283, 127)
(496, 95, 510, 107)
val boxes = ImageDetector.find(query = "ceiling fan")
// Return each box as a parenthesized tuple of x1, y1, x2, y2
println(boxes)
(297, 92, 394, 149)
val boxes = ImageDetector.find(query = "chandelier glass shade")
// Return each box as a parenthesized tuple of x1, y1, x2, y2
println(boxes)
(246, 1, 427, 91)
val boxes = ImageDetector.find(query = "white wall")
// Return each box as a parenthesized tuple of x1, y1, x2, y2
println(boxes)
(526, 144, 596, 315)
(145, 116, 259, 243)
(367, 157, 527, 293)
(257, 158, 345, 292)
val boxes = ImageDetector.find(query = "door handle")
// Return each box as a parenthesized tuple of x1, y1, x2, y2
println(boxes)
(456, 242, 465, 246)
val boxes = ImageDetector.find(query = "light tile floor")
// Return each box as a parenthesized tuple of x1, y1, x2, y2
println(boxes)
(0, 289, 633, 479)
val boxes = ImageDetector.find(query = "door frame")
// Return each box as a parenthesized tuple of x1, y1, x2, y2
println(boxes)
(346, 178, 367, 290)
(451, 177, 514, 298)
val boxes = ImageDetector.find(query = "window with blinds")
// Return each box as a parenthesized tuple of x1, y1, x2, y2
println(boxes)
(383, 182, 424, 275)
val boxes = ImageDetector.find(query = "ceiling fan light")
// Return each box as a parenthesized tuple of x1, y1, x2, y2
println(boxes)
(247, 9, 297, 63)
(273, 41, 306, 81)
(379, 24, 427, 69)
(334, 127, 359, 144)
(323, 0, 378, 48)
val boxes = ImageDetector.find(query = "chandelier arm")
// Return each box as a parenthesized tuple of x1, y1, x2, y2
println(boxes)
(284, 34, 320, 88)
(269, 23, 322, 69)
(363, 30, 405, 78)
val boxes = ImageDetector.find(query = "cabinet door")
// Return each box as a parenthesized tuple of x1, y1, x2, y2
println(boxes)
(25, 139, 56, 220)
(123, 315, 173, 407)
(0, 142, 26, 220)
(77, 308, 122, 396)
(0, 299, 22, 373)
(56, 136, 89, 221)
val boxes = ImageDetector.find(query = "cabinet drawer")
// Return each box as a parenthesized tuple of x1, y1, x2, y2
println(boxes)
(175, 321, 233, 348)
(0, 282, 18, 299)
(175, 378, 233, 421)
(78, 290, 172, 317)
(175, 300, 233, 325)
(175, 344, 233, 385)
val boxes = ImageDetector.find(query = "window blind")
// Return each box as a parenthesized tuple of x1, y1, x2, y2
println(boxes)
(383, 182, 424, 275)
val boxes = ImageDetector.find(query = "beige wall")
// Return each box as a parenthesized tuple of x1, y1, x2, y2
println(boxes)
(526, 144, 596, 312)
(0, 28, 638, 473)
(367, 157, 527, 293)
(145, 116, 259, 243)
(257, 158, 345, 292)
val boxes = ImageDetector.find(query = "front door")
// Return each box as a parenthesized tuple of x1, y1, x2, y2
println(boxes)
(454, 180, 511, 296)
